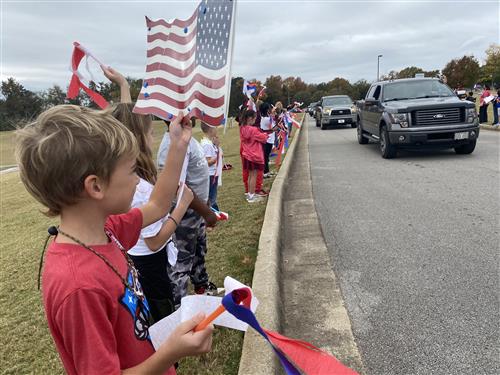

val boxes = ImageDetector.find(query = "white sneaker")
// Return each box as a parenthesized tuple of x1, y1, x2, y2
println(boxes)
(246, 194, 263, 203)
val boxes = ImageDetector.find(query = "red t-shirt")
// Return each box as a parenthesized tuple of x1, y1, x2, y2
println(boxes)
(240, 125, 268, 164)
(42, 208, 175, 375)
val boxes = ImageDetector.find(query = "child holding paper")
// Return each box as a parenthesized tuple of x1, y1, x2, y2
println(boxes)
(16, 105, 213, 374)
(479, 85, 491, 123)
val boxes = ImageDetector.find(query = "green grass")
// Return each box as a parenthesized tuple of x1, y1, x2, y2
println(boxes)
(0, 130, 17, 168)
(0, 115, 301, 374)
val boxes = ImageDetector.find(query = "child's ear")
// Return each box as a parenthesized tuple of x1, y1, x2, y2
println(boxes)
(83, 175, 105, 200)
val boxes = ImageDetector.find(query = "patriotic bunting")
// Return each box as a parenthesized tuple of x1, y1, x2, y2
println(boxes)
(222, 288, 359, 375)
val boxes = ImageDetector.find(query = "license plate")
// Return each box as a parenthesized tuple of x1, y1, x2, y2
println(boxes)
(338, 119, 345, 123)
(454, 131, 469, 140)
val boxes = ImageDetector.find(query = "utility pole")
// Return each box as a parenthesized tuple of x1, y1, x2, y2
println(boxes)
(377, 54, 383, 81)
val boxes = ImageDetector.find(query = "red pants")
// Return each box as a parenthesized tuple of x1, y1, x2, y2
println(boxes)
(241, 155, 263, 192)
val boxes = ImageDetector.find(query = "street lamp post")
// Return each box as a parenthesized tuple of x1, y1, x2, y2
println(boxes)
(283, 83, 290, 106)
(377, 54, 383, 81)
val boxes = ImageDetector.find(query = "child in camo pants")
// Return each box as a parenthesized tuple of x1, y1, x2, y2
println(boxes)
(158, 124, 220, 307)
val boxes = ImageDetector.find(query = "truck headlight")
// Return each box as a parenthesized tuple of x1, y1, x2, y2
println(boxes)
(466, 108, 477, 123)
(323, 108, 330, 115)
(351, 105, 357, 113)
(389, 113, 409, 128)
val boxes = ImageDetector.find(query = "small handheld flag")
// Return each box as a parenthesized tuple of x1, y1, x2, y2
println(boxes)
(243, 80, 257, 98)
(211, 207, 229, 221)
(67, 42, 109, 109)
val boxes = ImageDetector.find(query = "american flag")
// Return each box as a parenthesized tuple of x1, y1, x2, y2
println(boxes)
(133, 0, 236, 126)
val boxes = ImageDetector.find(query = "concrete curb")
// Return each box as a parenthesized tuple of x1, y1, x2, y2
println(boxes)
(238, 118, 304, 375)
(480, 124, 500, 131)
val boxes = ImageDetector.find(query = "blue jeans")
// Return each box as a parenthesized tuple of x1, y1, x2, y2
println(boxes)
(493, 106, 499, 124)
(208, 176, 219, 211)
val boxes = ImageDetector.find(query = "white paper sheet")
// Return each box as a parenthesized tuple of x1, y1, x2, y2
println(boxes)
(484, 95, 495, 104)
(148, 276, 258, 350)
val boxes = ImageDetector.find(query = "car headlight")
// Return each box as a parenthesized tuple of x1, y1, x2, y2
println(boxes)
(466, 108, 477, 123)
(389, 112, 409, 128)
(351, 106, 357, 113)
(323, 108, 330, 115)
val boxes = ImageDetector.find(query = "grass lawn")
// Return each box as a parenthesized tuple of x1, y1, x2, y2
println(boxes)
(0, 115, 301, 374)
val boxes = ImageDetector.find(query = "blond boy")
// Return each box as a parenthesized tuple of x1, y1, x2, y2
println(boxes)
(16, 105, 213, 374)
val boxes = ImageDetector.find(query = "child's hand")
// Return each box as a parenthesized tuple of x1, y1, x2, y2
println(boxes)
(170, 112, 192, 147)
(163, 313, 213, 360)
(101, 65, 128, 87)
(179, 184, 194, 207)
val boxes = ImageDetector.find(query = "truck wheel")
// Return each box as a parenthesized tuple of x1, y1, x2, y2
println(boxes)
(380, 126, 397, 159)
(351, 122, 357, 128)
(357, 123, 369, 144)
(454, 140, 476, 155)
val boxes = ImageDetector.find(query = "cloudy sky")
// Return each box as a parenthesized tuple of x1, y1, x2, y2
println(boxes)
(1, 0, 499, 92)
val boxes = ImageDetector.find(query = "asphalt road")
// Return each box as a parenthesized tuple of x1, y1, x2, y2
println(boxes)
(307, 116, 500, 375)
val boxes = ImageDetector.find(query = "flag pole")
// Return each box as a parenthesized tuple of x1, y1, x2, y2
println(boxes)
(223, 0, 237, 134)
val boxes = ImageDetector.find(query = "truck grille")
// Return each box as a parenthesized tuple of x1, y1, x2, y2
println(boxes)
(330, 109, 351, 116)
(412, 108, 464, 126)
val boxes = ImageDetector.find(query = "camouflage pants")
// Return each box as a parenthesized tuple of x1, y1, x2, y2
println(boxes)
(167, 208, 209, 307)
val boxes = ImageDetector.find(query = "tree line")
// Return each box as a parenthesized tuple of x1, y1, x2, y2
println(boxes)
(1, 44, 498, 131)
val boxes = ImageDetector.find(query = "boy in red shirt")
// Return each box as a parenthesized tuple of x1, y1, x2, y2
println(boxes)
(16, 105, 213, 374)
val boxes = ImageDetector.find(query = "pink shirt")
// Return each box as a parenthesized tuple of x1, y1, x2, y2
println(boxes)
(240, 125, 268, 164)
(480, 89, 491, 106)
(42, 208, 175, 375)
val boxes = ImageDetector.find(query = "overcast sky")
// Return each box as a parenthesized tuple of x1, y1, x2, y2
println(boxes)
(1, 0, 499, 92)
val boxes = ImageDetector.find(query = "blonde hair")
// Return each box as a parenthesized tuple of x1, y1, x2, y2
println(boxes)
(16, 105, 139, 217)
(108, 103, 157, 184)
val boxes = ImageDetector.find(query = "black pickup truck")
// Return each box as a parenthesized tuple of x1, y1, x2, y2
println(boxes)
(356, 78, 479, 158)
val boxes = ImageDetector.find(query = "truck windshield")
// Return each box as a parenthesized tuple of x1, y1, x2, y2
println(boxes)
(323, 97, 352, 106)
(382, 80, 454, 102)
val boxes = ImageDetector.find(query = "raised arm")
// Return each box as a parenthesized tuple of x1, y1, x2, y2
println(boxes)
(140, 113, 191, 228)
(101, 65, 132, 103)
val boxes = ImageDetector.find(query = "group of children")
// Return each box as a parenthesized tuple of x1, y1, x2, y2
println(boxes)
(472, 85, 500, 126)
(482, 87, 500, 127)
(16, 66, 227, 373)
(237, 99, 286, 203)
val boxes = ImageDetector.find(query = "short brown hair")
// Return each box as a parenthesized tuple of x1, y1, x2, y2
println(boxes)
(200, 122, 215, 134)
(16, 105, 139, 217)
(108, 103, 157, 184)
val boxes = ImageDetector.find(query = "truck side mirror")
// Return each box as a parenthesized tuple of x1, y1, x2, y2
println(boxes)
(365, 98, 378, 106)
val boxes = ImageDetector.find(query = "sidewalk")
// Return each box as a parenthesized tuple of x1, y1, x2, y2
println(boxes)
(480, 123, 500, 131)
(280, 118, 364, 373)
